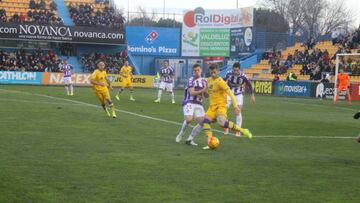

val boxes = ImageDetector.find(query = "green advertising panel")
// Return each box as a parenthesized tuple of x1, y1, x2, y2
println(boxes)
(199, 28, 230, 56)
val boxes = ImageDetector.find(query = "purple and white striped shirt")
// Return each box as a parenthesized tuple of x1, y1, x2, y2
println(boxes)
(62, 63, 73, 78)
(182, 76, 207, 106)
(160, 66, 174, 83)
(224, 70, 252, 95)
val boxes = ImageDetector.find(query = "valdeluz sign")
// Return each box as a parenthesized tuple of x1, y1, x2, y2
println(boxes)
(0, 23, 125, 44)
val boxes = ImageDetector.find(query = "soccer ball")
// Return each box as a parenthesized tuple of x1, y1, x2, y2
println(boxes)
(208, 136, 220, 149)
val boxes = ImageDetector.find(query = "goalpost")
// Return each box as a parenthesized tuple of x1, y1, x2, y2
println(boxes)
(334, 53, 360, 102)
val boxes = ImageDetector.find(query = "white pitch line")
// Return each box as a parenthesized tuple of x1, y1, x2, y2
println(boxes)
(0, 88, 357, 140)
(0, 98, 83, 106)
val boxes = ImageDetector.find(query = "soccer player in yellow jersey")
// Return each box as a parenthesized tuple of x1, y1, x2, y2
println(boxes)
(115, 59, 135, 101)
(202, 64, 252, 149)
(90, 61, 117, 118)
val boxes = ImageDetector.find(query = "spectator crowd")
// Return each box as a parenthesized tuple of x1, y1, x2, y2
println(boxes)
(0, 49, 61, 72)
(81, 51, 128, 73)
(68, 4, 124, 28)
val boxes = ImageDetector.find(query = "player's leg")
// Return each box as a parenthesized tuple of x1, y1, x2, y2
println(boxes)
(334, 87, 341, 104)
(115, 84, 124, 100)
(95, 91, 110, 116)
(154, 82, 164, 102)
(69, 83, 74, 96)
(129, 85, 135, 101)
(185, 104, 205, 146)
(346, 88, 351, 104)
(216, 107, 252, 139)
(65, 84, 70, 95)
(223, 96, 232, 134)
(176, 103, 194, 142)
(234, 95, 244, 137)
(168, 83, 175, 104)
(104, 90, 116, 118)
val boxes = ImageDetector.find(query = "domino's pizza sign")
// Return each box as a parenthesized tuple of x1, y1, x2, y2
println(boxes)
(126, 26, 180, 56)
(145, 31, 158, 44)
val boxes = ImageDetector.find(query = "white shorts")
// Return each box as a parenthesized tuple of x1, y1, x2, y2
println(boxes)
(159, 82, 173, 92)
(64, 77, 72, 85)
(227, 94, 244, 108)
(183, 103, 205, 118)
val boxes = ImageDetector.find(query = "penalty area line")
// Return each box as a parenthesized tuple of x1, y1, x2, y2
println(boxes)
(0, 88, 357, 140)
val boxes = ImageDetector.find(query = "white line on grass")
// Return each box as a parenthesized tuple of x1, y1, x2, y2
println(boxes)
(0, 88, 357, 140)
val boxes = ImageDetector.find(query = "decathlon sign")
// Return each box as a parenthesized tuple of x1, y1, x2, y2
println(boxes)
(274, 81, 311, 97)
(126, 26, 180, 56)
(0, 71, 42, 84)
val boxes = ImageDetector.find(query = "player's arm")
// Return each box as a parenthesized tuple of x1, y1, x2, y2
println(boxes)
(221, 80, 238, 108)
(244, 77, 256, 103)
(90, 75, 105, 86)
(188, 87, 205, 96)
(105, 73, 113, 89)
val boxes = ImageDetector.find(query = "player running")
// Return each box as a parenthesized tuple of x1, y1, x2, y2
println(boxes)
(224, 62, 255, 137)
(154, 60, 175, 104)
(115, 59, 135, 101)
(334, 68, 351, 105)
(90, 61, 117, 118)
(202, 64, 253, 149)
(176, 64, 207, 146)
(61, 59, 74, 96)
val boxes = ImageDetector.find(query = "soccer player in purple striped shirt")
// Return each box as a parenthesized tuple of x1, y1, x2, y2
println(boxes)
(224, 62, 255, 137)
(154, 60, 176, 104)
(176, 64, 208, 146)
(61, 59, 74, 96)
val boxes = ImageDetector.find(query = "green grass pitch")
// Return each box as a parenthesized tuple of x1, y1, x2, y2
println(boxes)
(0, 85, 359, 202)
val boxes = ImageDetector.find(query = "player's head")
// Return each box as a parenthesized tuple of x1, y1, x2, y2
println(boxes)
(123, 59, 129, 66)
(339, 67, 344, 73)
(193, 64, 202, 78)
(232, 62, 241, 75)
(209, 63, 219, 78)
(97, 61, 105, 71)
(63, 59, 67, 64)
(163, 60, 169, 68)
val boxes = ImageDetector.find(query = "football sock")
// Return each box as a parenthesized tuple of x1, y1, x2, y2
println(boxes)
(202, 119, 213, 139)
(130, 89, 134, 97)
(224, 120, 244, 133)
(118, 89, 124, 95)
(236, 113, 242, 128)
(157, 90, 162, 99)
(108, 103, 115, 114)
(70, 85, 74, 95)
(101, 104, 106, 110)
(187, 124, 202, 141)
(179, 120, 189, 136)
(170, 92, 175, 100)
(65, 86, 69, 94)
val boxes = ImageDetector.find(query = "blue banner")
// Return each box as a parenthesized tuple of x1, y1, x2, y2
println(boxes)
(126, 26, 180, 56)
(274, 81, 311, 97)
(230, 27, 255, 56)
(0, 71, 42, 84)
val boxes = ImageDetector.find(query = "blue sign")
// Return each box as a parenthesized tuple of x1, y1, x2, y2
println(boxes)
(230, 27, 255, 56)
(274, 81, 311, 97)
(126, 26, 180, 56)
(0, 71, 42, 85)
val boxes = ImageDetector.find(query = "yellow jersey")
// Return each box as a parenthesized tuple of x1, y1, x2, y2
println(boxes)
(91, 69, 108, 92)
(207, 76, 238, 107)
(120, 65, 133, 78)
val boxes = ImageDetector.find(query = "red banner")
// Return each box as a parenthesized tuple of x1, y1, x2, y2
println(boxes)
(351, 83, 360, 101)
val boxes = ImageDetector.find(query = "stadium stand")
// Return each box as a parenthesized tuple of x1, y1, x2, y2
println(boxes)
(66, 0, 124, 28)
(0, 0, 63, 24)
(245, 26, 360, 83)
